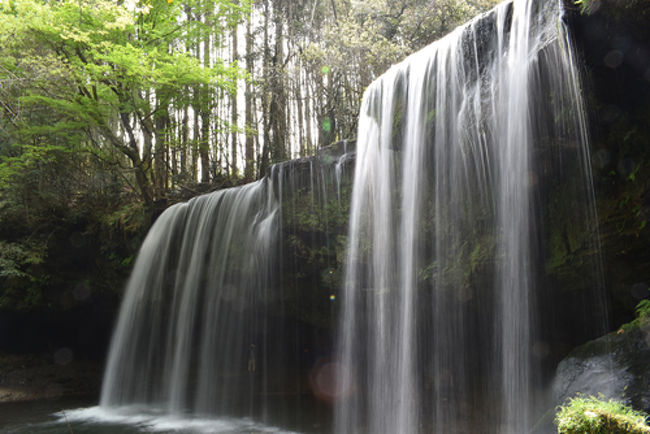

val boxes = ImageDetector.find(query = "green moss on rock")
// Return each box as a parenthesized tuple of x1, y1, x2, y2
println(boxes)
(556, 396, 650, 434)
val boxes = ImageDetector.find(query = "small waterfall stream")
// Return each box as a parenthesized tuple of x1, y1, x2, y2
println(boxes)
(99, 148, 355, 430)
(100, 180, 280, 415)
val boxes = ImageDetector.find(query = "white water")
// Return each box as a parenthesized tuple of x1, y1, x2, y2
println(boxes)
(335, 0, 602, 432)
(101, 179, 279, 416)
(58, 406, 298, 433)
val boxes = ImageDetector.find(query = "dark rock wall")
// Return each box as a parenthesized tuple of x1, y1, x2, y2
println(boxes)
(551, 1, 650, 418)
(569, 1, 650, 327)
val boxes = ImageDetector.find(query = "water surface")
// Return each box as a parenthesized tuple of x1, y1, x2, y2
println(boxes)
(0, 396, 330, 433)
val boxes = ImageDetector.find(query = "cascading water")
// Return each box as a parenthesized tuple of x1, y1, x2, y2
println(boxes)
(98, 145, 355, 431)
(335, 0, 604, 433)
(100, 180, 280, 417)
(98, 0, 606, 432)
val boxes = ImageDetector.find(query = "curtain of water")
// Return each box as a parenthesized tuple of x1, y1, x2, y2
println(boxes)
(335, 0, 604, 432)
(99, 144, 356, 427)
(100, 180, 279, 416)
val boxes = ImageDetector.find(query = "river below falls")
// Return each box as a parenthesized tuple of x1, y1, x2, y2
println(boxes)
(0, 396, 332, 433)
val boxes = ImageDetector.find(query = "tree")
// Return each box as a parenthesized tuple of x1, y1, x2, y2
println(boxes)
(0, 0, 247, 207)
(0, 0, 248, 310)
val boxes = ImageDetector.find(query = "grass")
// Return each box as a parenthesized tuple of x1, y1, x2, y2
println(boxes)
(556, 396, 650, 434)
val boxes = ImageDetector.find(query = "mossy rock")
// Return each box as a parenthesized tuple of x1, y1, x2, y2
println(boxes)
(556, 396, 650, 434)
(554, 315, 650, 415)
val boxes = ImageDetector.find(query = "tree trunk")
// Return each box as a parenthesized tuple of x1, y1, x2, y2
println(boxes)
(193, 86, 201, 182)
(181, 105, 189, 181)
(296, 64, 305, 157)
(230, 17, 239, 178)
(154, 99, 169, 198)
(304, 75, 314, 155)
(259, 0, 271, 177)
(244, 7, 255, 181)
(270, 0, 286, 162)
(200, 3, 212, 183)
(118, 112, 154, 207)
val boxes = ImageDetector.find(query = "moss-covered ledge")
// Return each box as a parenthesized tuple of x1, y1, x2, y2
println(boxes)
(556, 396, 650, 434)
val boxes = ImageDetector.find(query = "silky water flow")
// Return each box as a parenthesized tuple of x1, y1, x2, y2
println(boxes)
(334, 0, 604, 433)
(99, 152, 355, 430)
(99, 0, 605, 432)
(100, 180, 280, 417)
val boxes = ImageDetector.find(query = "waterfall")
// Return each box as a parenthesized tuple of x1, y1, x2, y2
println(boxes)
(98, 0, 605, 431)
(334, 0, 603, 432)
(100, 179, 280, 415)
(98, 145, 355, 429)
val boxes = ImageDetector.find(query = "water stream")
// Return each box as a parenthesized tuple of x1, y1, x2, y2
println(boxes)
(334, 0, 603, 432)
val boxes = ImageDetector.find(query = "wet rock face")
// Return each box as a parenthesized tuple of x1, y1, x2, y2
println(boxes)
(548, 3, 650, 420)
(548, 3, 650, 417)
(566, 0, 650, 327)
(553, 321, 650, 413)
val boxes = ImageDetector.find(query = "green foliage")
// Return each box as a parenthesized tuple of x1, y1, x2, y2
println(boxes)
(0, 0, 247, 205)
(574, 0, 595, 15)
(0, 241, 45, 280)
(555, 396, 650, 434)
(619, 288, 650, 332)
(0, 0, 251, 311)
(0, 238, 48, 309)
(105, 202, 148, 234)
(636, 298, 650, 319)
(299, 0, 496, 145)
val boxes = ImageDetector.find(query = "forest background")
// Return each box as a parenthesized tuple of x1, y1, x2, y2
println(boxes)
(0, 0, 499, 317)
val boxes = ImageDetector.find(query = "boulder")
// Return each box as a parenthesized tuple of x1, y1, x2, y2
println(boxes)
(553, 318, 650, 413)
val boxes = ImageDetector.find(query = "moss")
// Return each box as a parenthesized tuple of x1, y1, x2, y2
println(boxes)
(469, 236, 492, 272)
(556, 396, 650, 434)
(567, 289, 649, 359)
(576, 0, 650, 26)
(546, 228, 570, 273)
(543, 178, 600, 292)
(276, 155, 354, 330)
(619, 295, 650, 333)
